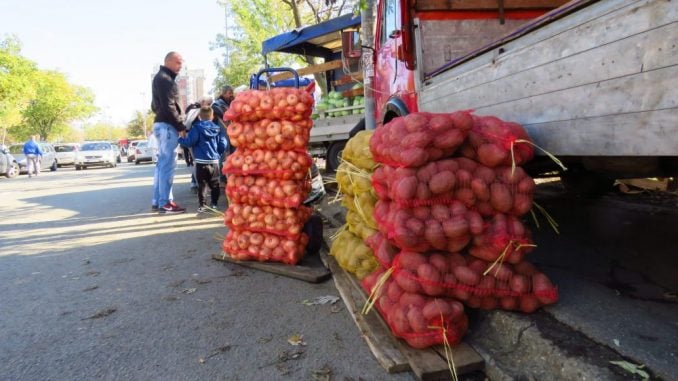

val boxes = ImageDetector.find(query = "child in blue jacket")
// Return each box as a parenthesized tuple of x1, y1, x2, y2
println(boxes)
(178, 106, 228, 212)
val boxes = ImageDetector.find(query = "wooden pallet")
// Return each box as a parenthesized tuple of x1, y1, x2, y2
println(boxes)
(320, 249, 485, 380)
(212, 252, 331, 283)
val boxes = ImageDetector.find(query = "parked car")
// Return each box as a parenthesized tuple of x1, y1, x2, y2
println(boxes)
(133, 141, 156, 164)
(126, 140, 144, 162)
(0, 146, 19, 178)
(74, 142, 118, 170)
(8, 142, 58, 174)
(53, 143, 80, 167)
(111, 144, 122, 163)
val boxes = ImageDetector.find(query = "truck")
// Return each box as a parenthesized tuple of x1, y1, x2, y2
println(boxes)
(261, 14, 366, 172)
(344, 0, 677, 194)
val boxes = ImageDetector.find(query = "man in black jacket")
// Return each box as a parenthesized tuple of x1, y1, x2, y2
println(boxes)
(150, 51, 186, 214)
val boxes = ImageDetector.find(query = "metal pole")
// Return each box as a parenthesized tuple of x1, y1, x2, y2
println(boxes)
(361, 0, 377, 130)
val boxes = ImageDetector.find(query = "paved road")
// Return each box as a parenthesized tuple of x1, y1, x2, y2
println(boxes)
(0, 163, 414, 381)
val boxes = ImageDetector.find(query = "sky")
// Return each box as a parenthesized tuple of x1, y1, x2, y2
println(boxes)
(0, 0, 227, 126)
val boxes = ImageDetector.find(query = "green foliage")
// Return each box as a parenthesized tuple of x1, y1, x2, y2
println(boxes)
(19, 70, 97, 140)
(1, 36, 98, 143)
(84, 122, 126, 141)
(213, 0, 356, 92)
(126, 110, 154, 139)
(0, 36, 38, 142)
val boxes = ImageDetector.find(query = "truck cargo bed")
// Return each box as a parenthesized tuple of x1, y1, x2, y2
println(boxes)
(418, 0, 678, 156)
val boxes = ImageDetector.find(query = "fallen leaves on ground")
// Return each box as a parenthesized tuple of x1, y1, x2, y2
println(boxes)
(302, 295, 340, 306)
(288, 334, 307, 346)
(610, 360, 649, 380)
(82, 308, 117, 320)
(198, 345, 232, 364)
(311, 366, 332, 381)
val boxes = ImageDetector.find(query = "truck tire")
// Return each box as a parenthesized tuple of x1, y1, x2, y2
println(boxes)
(560, 168, 615, 197)
(326, 141, 345, 173)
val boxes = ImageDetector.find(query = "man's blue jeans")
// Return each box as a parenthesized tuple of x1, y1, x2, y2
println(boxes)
(152, 122, 178, 207)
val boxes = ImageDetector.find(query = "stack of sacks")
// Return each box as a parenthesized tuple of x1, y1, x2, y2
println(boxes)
(221, 88, 314, 265)
(361, 111, 557, 349)
(331, 131, 380, 279)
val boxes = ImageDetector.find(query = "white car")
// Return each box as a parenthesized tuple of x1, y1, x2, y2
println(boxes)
(54, 143, 80, 167)
(75, 142, 118, 170)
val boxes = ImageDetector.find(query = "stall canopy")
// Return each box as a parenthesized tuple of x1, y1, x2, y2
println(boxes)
(262, 13, 361, 58)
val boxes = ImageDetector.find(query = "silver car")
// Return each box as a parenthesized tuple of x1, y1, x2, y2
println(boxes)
(54, 143, 80, 167)
(8, 142, 58, 174)
(0, 146, 19, 178)
(75, 142, 118, 170)
(133, 141, 157, 164)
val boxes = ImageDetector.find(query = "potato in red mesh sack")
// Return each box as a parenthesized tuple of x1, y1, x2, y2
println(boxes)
(364, 232, 398, 268)
(459, 115, 534, 168)
(469, 214, 535, 264)
(226, 175, 310, 208)
(361, 268, 468, 349)
(373, 199, 484, 253)
(389, 251, 558, 312)
(224, 87, 314, 123)
(224, 203, 312, 239)
(223, 148, 312, 180)
(228, 118, 312, 151)
(372, 158, 535, 216)
(222, 230, 309, 265)
(369, 111, 473, 167)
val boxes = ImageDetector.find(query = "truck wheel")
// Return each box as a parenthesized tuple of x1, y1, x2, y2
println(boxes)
(560, 169, 614, 197)
(50, 160, 58, 171)
(326, 141, 346, 173)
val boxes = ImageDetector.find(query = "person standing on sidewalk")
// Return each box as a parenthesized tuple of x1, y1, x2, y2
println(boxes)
(23, 135, 43, 178)
(177, 106, 227, 213)
(151, 51, 186, 214)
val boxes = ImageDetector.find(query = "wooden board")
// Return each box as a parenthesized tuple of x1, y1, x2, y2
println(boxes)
(268, 60, 343, 82)
(331, 72, 364, 86)
(212, 252, 331, 283)
(321, 229, 484, 379)
(420, 0, 678, 156)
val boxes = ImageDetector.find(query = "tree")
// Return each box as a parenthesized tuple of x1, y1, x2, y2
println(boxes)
(126, 110, 154, 139)
(83, 122, 125, 141)
(213, 0, 293, 89)
(0, 36, 38, 144)
(213, 0, 356, 95)
(19, 70, 97, 140)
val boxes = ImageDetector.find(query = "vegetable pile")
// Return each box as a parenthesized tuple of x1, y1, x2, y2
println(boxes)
(328, 111, 560, 349)
(222, 87, 315, 265)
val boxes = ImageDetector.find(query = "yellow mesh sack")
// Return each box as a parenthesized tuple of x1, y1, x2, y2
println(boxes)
(330, 228, 379, 279)
(342, 130, 377, 171)
(347, 209, 378, 241)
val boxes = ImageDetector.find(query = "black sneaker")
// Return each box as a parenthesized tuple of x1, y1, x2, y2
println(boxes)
(197, 206, 208, 213)
(210, 204, 218, 209)
(160, 202, 186, 214)
(151, 205, 159, 211)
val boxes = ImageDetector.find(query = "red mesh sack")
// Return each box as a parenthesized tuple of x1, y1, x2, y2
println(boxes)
(373, 199, 484, 253)
(223, 148, 312, 180)
(369, 111, 474, 168)
(224, 87, 314, 123)
(228, 118, 312, 151)
(459, 115, 534, 168)
(365, 232, 398, 268)
(389, 251, 558, 312)
(362, 269, 468, 349)
(372, 158, 535, 216)
(222, 230, 309, 265)
(224, 203, 312, 239)
(468, 214, 534, 264)
(226, 175, 310, 208)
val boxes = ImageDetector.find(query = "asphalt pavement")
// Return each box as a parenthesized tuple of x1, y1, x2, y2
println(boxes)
(0, 162, 415, 381)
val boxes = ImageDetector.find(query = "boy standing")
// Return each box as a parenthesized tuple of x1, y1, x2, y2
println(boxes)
(178, 106, 228, 212)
